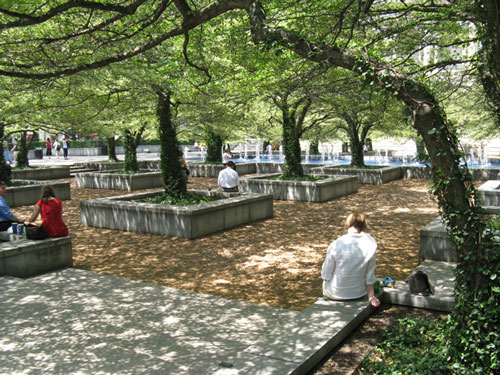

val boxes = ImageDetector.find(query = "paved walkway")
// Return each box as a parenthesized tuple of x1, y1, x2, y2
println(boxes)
(0, 260, 455, 375)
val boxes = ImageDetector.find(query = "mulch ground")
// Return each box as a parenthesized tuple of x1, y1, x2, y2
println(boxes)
(12, 176, 441, 374)
(13, 176, 438, 311)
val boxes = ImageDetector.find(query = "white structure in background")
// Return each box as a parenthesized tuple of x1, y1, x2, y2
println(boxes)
(371, 138, 417, 164)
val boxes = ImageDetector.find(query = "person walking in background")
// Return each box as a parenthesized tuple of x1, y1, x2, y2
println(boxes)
(62, 138, 69, 159)
(321, 212, 380, 308)
(222, 146, 232, 166)
(217, 161, 239, 192)
(2, 137, 13, 165)
(0, 181, 23, 231)
(25, 185, 68, 238)
(45, 137, 52, 159)
(53, 139, 60, 158)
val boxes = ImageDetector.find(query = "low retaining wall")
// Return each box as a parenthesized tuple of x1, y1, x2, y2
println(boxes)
(188, 162, 257, 178)
(477, 180, 500, 209)
(255, 162, 323, 175)
(7, 180, 71, 207)
(75, 160, 160, 171)
(12, 166, 70, 180)
(75, 171, 162, 191)
(239, 174, 358, 202)
(419, 216, 456, 262)
(0, 233, 72, 278)
(311, 165, 403, 185)
(80, 189, 273, 239)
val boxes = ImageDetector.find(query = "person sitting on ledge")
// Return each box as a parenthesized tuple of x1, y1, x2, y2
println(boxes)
(217, 161, 239, 192)
(25, 185, 69, 238)
(0, 181, 24, 231)
(321, 212, 380, 307)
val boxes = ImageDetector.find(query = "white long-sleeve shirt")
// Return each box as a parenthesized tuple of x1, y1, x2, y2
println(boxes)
(218, 167, 239, 189)
(321, 229, 377, 300)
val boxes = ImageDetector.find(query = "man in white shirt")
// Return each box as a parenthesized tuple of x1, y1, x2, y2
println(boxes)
(218, 161, 239, 192)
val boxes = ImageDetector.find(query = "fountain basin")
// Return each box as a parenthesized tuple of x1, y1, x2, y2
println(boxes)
(477, 180, 500, 210)
(80, 189, 273, 239)
(239, 174, 358, 202)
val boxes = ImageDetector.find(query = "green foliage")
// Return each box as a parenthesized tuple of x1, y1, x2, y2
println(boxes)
(359, 316, 449, 375)
(143, 192, 222, 206)
(205, 130, 223, 163)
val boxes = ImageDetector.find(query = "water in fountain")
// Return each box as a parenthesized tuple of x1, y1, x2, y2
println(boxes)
(244, 143, 248, 161)
(183, 146, 189, 161)
(256, 143, 260, 161)
(279, 145, 284, 161)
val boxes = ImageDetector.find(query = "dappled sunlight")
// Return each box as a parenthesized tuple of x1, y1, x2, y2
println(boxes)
(12, 177, 438, 311)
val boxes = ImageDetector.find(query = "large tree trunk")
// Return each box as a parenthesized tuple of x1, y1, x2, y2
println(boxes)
(0, 125, 11, 184)
(157, 89, 186, 197)
(349, 135, 365, 168)
(281, 109, 304, 179)
(15, 131, 29, 168)
(123, 130, 139, 173)
(106, 136, 119, 162)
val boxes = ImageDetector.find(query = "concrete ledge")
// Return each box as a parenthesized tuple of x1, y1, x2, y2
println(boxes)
(255, 163, 326, 175)
(75, 160, 160, 171)
(240, 174, 358, 202)
(312, 165, 403, 184)
(188, 162, 257, 177)
(6, 180, 71, 207)
(80, 189, 273, 239)
(11, 166, 70, 180)
(381, 260, 456, 312)
(0, 233, 72, 278)
(75, 171, 162, 191)
(477, 180, 500, 207)
(419, 216, 456, 262)
(402, 165, 432, 179)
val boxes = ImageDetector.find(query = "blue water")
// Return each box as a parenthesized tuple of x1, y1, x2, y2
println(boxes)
(187, 155, 500, 169)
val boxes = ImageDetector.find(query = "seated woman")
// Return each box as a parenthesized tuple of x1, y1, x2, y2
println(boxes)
(321, 212, 380, 307)
(25, 185, 69, 238)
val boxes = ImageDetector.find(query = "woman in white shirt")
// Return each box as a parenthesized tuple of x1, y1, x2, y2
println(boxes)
(321, 212, 380, 307)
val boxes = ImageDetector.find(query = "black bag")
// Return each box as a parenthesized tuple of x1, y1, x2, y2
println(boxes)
(26, 224, 48, 240)
(406, 270, 435, 295)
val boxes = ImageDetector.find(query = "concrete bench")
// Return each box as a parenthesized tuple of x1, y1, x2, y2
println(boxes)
(0, 232, 72, 278)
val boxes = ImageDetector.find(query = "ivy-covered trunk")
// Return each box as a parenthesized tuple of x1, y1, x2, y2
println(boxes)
(15, 131, 29, 168)
(205, 130, 223, 163)
(282, 111, 303, 178)
(106, 136, 119, 162)
(157, 89, 186, 197)
(0, 125, 11, 184)
(402, 88, 497, 374)
(123, 126, 145, 173)
(349, 134, 365, 167)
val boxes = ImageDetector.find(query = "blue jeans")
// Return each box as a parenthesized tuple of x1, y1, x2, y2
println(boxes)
(3, 150, 12, 164)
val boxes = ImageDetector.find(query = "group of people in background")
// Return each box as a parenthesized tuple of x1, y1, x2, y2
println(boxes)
(46, 137, 70, 160)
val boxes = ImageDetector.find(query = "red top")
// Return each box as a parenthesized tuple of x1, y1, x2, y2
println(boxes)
(37, 198, 69, 237)
(46, 140, 51, 148)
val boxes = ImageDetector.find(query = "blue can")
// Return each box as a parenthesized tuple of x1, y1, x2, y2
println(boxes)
(11, 223, 18, 234)
(17, 224, 24, 236)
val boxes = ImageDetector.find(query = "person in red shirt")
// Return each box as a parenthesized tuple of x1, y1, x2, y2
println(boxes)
(26, 185, 68, 237)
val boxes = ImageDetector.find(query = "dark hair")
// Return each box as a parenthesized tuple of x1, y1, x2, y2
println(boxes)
(0, 180, 6, 187)
(227, 161, 236, 168)
(40, 185, 56, 202)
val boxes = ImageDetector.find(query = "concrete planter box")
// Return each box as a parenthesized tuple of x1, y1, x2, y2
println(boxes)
(403, 166, 433, 179)
(239, 174, 358, 202)
(255, 162, 325, 175)
(76, 160, 160, 171)
(188, 162, 257, 178)
(312, 165, 403, 184)
(477, 180, 500, 208)
(7, 180, 71, 207)
(11, 166, 70, 180)
(75, 171, 162, 191)
(80, 189, 273, 239)
(0, 233, 72, 278)
(419, 216, 456, 262)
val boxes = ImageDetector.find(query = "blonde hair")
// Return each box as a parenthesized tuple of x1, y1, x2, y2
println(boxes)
(345, 212, 367, 232)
